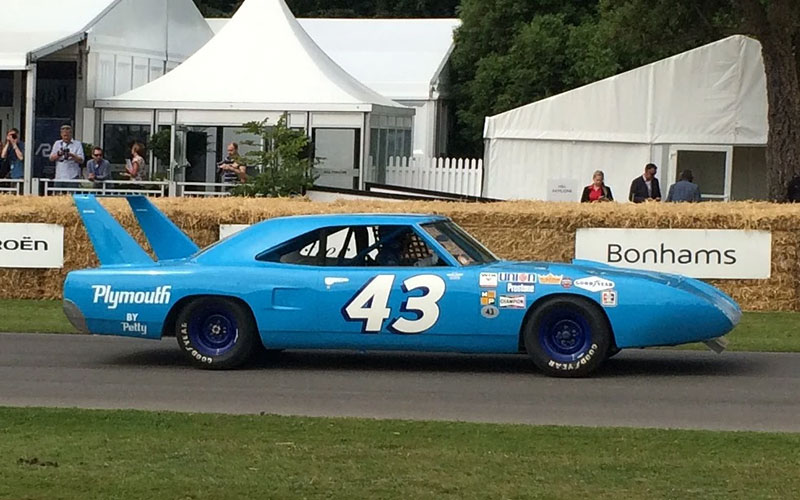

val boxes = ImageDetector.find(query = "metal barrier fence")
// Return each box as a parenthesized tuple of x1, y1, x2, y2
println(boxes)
(174, 181, 235, 197)
(0, 179, 240, 197)
(0, 179, 24, 195)
(38, 179, 170, 197)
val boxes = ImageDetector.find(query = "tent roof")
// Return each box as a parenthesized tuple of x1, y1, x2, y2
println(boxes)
(298, 18, 459, 100)
(97, 0, 409, 113)
(0, 0, 118, 70)
(484, 35, 768, 145)
(206, 18, 459, 100)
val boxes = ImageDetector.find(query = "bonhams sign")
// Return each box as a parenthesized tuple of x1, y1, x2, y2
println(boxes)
(575, 229, 771, 279)
(0, 223, 64, 268)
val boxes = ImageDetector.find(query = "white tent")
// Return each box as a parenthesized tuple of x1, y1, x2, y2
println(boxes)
(206, 17, 459, 157)
(98, 1, 405, 112)
(483, 35, 769, 201)
(299, 18, 459, 157)
(97, 0, 413, 189)
(0, 0, 212, 193)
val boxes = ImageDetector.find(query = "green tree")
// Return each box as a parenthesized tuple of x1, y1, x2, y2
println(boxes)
(733, 0, 800, 200)
(232, 116, 316, 197)
(448, 0, 599, 156)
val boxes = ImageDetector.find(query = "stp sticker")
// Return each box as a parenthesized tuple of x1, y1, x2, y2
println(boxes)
(479, 272, 498, 288)
(574, 277, 616, 293)
(601, 290, 618, 307)
(561, 277, 573, 289)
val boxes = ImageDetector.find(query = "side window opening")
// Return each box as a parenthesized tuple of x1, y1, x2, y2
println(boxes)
(257, 223, 449, 267)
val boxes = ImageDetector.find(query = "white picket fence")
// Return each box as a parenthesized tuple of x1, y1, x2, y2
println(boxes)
(368, 156, 484, 197)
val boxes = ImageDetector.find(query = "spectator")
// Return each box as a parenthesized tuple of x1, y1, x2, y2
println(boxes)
(580, 170, 614, 203)
(666, 169, 701, 202)
(123, 142, 146, 181)
(629, 163, 661, 203)
(48, 124, 84, 188)
(0, 128, 24, 179)
(218, 142, 247, 183)
(86, 147, 111, 184)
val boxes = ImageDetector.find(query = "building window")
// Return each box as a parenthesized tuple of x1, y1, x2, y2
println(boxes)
(103, 124, 151, 165)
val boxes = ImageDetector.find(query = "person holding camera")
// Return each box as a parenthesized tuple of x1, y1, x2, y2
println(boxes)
(48, 124, 84, 188)
(218, 142, 247, 184)
(0, 128, 24, 179)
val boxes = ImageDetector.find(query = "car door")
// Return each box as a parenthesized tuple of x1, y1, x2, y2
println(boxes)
(319, 223, 495, 351)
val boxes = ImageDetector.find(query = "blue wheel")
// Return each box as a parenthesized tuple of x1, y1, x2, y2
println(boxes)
(523, 297, 611, 377)
(176, 297, 258, 369)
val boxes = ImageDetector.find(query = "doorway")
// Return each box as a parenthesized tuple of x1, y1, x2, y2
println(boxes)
(668, 145, 732, 201)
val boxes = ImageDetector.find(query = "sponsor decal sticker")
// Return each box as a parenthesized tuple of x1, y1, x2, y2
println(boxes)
(573, 277, 615, 293)
(499, 295, 526, 309)
(480, 290, 496, 306)
(481, 305, 499, 319)
(479, 272, 498, 288)
(506, 282, 535, 293)
(498, 272, 536, 283)
(561, 277, 573, 289)
(601, 290, 618, 307)
(92, 285, 172, 310)
(537, 273, 563, 285)
(446, 272, 464, 281)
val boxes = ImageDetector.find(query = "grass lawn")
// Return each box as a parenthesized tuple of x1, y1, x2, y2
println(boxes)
(0, 299, 798, 352)
(1, 407, 798, 500)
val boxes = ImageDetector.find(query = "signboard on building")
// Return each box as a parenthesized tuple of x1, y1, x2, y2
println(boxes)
(546, 178, 579, 202)
(575, 228, 772, 279)
(0, 223, 64, 268)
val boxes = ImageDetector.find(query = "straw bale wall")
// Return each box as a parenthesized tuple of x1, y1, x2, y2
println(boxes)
(1, 195, 799, 311)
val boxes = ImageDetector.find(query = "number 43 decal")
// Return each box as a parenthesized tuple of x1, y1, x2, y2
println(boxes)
(343, 274, 445, 334)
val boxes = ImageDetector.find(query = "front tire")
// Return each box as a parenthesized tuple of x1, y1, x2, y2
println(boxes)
(523, 296, 611, 378)
(175, 297, 258, 369)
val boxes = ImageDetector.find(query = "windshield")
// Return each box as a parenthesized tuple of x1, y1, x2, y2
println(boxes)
(421, 221, 498, 266)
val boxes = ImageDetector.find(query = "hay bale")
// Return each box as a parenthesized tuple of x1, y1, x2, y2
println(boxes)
(1, 195, 798, 310)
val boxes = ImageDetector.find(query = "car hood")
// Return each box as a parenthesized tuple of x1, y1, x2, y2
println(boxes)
(481, 259, 740, 324)
(481, 259, 682, 285)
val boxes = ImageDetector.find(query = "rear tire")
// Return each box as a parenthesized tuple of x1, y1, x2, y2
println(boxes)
(175, 297, 258, 369)
(523, 296, 611, 378)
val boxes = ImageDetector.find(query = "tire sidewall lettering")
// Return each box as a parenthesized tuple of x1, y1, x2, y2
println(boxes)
(545, 343, 600, 371)
(178, 320, 214, 364)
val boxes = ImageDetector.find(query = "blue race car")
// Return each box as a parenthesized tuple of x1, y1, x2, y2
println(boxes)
(63, 195, 741, 377)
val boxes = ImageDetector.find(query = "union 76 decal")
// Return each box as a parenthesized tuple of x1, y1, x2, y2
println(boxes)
(343, 274, 446, 334)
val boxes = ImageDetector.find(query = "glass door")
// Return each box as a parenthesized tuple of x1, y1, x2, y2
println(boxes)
(668, 145, 732, 201)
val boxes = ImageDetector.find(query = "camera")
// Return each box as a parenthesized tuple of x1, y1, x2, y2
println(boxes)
(10, 132, 17, 140)
(60, 147, 70, 158)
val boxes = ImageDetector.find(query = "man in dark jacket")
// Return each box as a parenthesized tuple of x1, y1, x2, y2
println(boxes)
(629, 163, 662, 203)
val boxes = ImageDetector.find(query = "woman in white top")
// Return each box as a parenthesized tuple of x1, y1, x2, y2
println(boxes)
(124, 142, 146, 181)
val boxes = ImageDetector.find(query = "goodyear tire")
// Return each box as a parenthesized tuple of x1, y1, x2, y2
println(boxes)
(523, 296, 611, 378)
(175, 297, 258, 369)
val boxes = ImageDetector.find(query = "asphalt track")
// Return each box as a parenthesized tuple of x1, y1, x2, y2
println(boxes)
(1, 333, 799, 432)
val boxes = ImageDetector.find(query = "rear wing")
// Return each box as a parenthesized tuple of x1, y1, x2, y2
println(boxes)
(73, 195, 199, 266)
